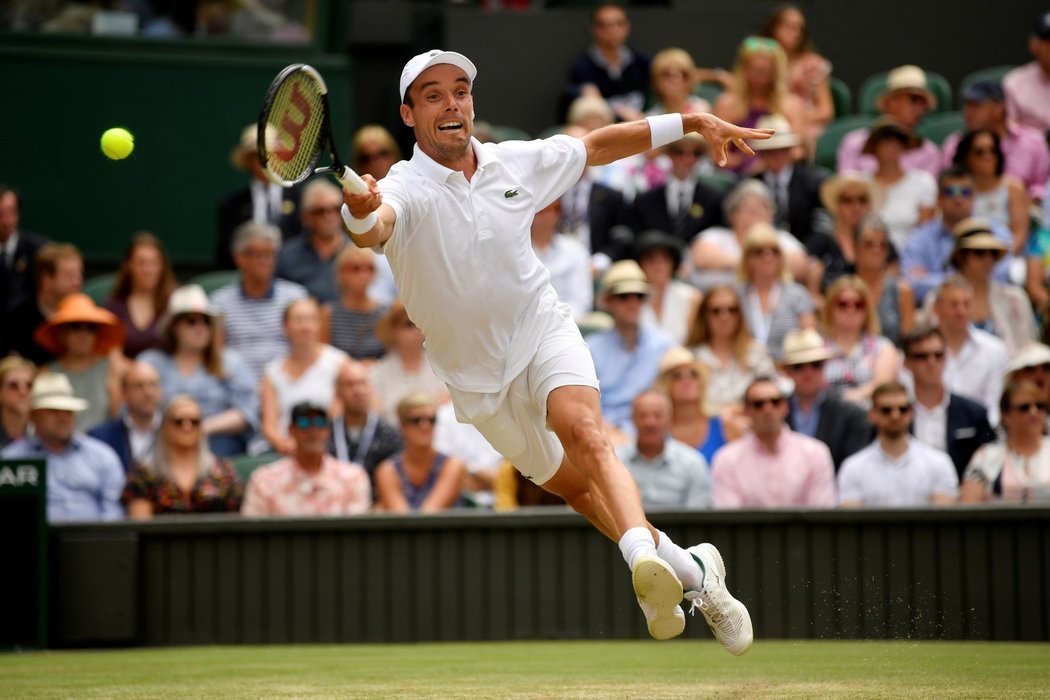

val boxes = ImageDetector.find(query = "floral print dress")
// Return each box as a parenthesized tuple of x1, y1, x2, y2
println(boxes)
(121, 459, 243, 514)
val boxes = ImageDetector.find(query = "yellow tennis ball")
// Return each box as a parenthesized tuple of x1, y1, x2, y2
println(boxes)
(100, 128, 134, 160)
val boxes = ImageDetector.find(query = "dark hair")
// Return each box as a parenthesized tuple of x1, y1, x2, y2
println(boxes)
(591, 2, 627, 24)
(937, 165, 975, 189)
(871, 381, 909, 407)
(901, 323, 946, 356)
(953, 129, 1005, 177)
(743, 374, 782, 403)
(999, 380, 1044, 425)
(110, 232, 176, 315)
(759, 4, 814, 54)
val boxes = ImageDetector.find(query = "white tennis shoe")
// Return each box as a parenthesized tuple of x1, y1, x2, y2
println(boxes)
(631, 554, 685, 640)
(683, 543, 753, 656)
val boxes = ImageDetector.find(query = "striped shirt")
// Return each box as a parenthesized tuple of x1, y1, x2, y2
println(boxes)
(210, 278, 309, 382)
(328, 302, 388, 360)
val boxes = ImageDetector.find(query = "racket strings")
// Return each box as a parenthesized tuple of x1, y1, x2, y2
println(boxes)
(264, 73, 326, 182)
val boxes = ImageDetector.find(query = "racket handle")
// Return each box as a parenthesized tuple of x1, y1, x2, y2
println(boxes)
(335, 166, 368, 194)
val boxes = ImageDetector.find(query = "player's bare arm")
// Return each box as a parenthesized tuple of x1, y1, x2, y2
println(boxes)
(582, 112, 774, 168)
(341, 174, 396, 248)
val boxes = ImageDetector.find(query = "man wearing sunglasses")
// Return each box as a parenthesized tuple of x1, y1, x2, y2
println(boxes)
(838, 381, 958, 507)
(901, 325, 996, 480)
(901, 166, 1014, 304)
(276, 180, 351, 304)
(711, 375, 836, 508)
(241, 402, 371, 516)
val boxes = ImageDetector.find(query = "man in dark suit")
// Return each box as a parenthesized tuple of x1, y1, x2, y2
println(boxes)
(88, 362, 163, 473)
(560, 172, 633, 270)
(784, 329, 871, 471)
(0, 185, 46, 355)
(903, 325, 996, 478)
(750, 114, 828, 248)
(629, 134, 726, 244)
(215, 124, 303, 269)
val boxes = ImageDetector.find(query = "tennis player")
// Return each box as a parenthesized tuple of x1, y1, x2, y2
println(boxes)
(342, 49, 766, 654)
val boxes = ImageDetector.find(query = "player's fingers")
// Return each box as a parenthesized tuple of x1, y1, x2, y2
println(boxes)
(735, 138, 756, 157)
(747, 128, 776, 140)
(716, 139, 730, 167)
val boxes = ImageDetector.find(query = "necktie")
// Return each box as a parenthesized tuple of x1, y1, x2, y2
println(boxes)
(674, 183, 692, 235)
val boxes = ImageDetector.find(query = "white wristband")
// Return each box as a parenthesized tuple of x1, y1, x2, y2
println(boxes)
(341, 203, 378, 236)
(646, 113, 685, 149)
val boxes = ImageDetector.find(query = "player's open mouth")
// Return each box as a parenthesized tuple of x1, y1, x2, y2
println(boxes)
(438, 121, 463, 131)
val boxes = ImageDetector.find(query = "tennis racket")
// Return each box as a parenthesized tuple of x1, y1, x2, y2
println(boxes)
(257, 63, 367, 193)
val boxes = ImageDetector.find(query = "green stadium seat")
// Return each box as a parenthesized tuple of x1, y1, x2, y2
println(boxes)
(698, 170, 739, 192)
(81, 272, 117, 305)
(491, 124, 531, 142)
(230, 452, 281, 484)
(958, 65, 1017, 107)
(537, 124, 566, 139)
(858, 71, 953, 115)
(814, 114, 875, 171)
(693, 81, 724, 108)
(187, 270, 239, 295)
(829, 76, 852, 117)
(917, 111, 965, 147)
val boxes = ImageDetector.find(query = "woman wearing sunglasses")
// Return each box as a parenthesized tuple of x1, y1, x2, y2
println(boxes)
(0, 356, 35, 449)
(122, 395, 242, 519)
(821, 276, 899, 406)
(953, 129, 1031, 254)
(375, 392, 465, 513)
(961, 381, 1050, 504)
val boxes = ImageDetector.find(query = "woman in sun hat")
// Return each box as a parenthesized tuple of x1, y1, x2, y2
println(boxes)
(37, 293, 127, 432)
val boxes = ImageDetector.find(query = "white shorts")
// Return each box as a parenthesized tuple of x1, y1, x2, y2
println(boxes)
(447, 311, 599, 485)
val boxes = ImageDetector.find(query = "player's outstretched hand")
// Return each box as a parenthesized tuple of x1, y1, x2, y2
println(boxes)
(688, 114, 776, 168)
(344, 174, 382, 219)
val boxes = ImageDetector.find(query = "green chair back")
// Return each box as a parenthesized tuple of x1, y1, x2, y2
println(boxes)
(698, 170, 739, 192)
(917, 111, 965, 147)
(829, 76, 852, 117)
(81, 272, 117, 306)
(188, 270, 240, 296)
(230, 453, 281, 484)
(491, 124, 531, 143)
(814, 114, 875, 171)
(859, 71, 953, 115)
(694, 82, 724, 108)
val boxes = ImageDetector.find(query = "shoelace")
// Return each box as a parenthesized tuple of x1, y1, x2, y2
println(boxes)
(684, 590, 731, 630)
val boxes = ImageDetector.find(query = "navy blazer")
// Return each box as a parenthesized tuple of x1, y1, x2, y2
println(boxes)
(215, 184, 303, 269)
(88, 417, 134, 474)
(752, 164, 828, 248)
(942, 393, 997, 479)
(788, 393, 872, 471)
(628, 180, 726, 244)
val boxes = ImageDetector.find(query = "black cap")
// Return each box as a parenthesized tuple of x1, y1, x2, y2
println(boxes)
(1036, 12, 1050, 39)
(289, 401, 327, 425)
(962, 80, 1004, 103)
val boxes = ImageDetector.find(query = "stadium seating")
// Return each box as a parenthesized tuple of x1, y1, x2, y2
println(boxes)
(81, 272, 116, 305)
(230, 452, 281, 483)
(698, 170, 739, 192)
(858, 70, 953, 115)
(829, 75, 852, 118)
(491, 124, 531, 142)
(958, 65, 1017, 106)
(693, 81, 724, 108)
(814, 114, 875, 171)
(917, 111, 965, 146)
(187, 270, 239, 295)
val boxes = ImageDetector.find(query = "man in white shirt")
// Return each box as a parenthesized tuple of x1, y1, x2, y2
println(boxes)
(931, 276, 1010, 424)
(340, 49, 769, 653)
(838, 382, 959, 507)
(530, 199, 593, 321)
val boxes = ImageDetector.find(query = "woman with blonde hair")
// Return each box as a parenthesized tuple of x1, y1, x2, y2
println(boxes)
(654, 346, 731, 464)
(104, 232, 177, 358)
(735, 223, 816, 361)
(122, 395, 242, 518)
(713, 36, 806, 173)
(647, 47, 711, 117)
(821, 276, 899, 405)
(685, 284, 775, 412)
(321, 245, 388, 362)
(351, 124, 401, 181)
(0, 356, 35, 448)
(374, 392, 465, 512)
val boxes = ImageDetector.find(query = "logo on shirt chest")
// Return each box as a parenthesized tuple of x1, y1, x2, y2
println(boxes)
(504, 189, 519, 199)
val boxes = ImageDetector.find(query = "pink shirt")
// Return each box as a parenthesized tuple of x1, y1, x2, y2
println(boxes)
(1004, 62, 1050, 134)
(836, 128, 942, 177)
(941, 122, 1050, 200)
(241, 454, 372, 516)
(711, 428, 837, 508)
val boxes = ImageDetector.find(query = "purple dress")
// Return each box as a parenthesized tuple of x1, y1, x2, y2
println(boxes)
(105, 298, 163, 358)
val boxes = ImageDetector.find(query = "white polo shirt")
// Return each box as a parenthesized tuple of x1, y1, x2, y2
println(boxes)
(379, 135, 587, 392)
(837, 438, 959, 506)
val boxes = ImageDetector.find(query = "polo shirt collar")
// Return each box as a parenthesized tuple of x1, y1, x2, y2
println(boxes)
(410, 137, 492, 185)
(239, 277, 276, 300)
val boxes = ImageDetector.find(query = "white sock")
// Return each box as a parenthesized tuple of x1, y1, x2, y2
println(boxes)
(656, 530, 704, 591)
(618, 527, 657, 570)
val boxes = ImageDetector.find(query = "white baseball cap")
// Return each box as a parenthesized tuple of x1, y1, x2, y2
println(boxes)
(399, 49, 477, 102)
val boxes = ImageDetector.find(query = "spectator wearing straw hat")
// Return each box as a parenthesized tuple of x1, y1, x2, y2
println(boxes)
(920, 218, 1036, 355)
(749, 113, 827, 248)
(2, 372, 124, 521)
(782, 329, 871, 471)
(37, 293, 127, 432)
(139, 285, 259, 457)
(215, 123, 303, 269)
(588, 260, 674, 436)
(837, 65, 942, 177)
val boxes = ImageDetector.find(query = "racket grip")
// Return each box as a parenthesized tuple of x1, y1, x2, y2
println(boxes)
(336, 166, 368, 194)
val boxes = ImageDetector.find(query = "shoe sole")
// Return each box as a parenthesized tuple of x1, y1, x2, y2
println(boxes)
(632, 555, 685, 641)
(693, 543, 754, 656)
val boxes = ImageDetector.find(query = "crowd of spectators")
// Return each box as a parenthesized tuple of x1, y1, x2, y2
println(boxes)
(4, 3, 1050, 520)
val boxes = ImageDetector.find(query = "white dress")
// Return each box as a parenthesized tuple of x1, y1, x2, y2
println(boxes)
(876, 169, 937, 252)
(369, 352, 448, 424)
(264, 344, 348, 442)
(642, 280, 700, 344)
